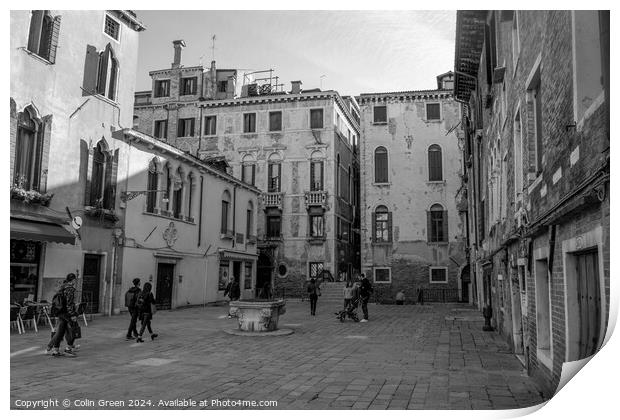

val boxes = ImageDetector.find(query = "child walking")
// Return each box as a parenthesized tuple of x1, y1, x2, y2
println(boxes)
(136, 282, 158, 343)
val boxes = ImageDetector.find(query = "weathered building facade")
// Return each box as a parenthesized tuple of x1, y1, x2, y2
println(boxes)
(10, 10, 145, 313)
(133, 41, 361, 297)
(112, 129, 260, 308)
(454, 10, 610, 395)
(358, 73, 467, 303)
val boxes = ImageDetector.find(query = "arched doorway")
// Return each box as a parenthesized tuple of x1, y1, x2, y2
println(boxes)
(460, 264, 471, 303)
(256, 250, 274, 298)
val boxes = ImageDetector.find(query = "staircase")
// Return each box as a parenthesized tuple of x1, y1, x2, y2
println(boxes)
(318, 282, 345, 302)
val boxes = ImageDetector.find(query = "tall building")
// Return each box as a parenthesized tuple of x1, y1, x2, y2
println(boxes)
(10, 10, 145, 312)
(133, 41, 361, 297)
(358, 73, 466, 303)
(454, 10, 609, 395)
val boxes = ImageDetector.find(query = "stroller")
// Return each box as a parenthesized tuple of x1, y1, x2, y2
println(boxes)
(335, 296, 360, 322)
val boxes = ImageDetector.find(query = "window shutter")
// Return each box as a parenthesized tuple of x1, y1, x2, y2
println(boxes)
(371, 212, 376, 242)
(82, 45, 99, 95)
(37, 115, 53, 192)
(82, 142, 91, 205)
(387, 212, 393, 242)
(109, 149, 119, 209)
(267, 164, 272, 190)
(442, 210, 449, 242)
(28, 11, 44, 53)
(46, 15, 61, 64)
(190, 118, 195, 136)
(427, 211, 432, 242)
(177, 120, 183, 137)
(320, 161, 324, 189)
(96, 50, 109, 95)
(251, 164, 256, 185)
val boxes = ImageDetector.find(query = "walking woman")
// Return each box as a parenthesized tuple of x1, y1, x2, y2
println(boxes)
(136, 282, 158, 342)
(307, 278, 319, 316)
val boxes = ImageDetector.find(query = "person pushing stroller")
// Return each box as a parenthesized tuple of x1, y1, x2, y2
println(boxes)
(335, 281, 360, 322)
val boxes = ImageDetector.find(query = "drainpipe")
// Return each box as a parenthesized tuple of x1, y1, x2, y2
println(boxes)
(232, 185, 237, 247)
(198, 175, 204, 247)
(198, 105, 203, 157)
(109, 239, 116, 316)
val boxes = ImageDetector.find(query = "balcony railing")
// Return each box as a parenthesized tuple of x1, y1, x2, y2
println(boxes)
(304, 190, 328, 209)
(261, 192, 284, 209)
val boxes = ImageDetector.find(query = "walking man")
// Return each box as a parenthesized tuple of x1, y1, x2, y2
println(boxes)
(307, 278, 319, 316)
(45, 273, 78, 357)
(359, 273, 373, 322)
(125, 278, 141, 340)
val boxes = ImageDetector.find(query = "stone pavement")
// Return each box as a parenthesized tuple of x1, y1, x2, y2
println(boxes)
(10, 300, 547, 410)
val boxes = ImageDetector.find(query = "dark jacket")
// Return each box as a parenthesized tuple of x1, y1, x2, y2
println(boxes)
(138, 292, 156, 314)
(127, 286, 141, 309)
(59, 283, 78, 317)
(360, 278, 373, 298)
(307, 282, 318, 296)
(230, 282, 241, 300)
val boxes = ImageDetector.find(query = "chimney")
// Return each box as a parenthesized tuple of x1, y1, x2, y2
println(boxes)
(291, 80, 302, 94)
(172, 40, 186, 68)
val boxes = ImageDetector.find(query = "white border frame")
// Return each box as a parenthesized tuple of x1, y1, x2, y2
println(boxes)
(533, 246, 553, 371)
(373, 267, 391, 283)
(102, 13, 121, 44)
(429, 266, 448, 284)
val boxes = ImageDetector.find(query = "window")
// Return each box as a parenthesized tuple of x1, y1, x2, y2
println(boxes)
(177, 118, 195, 137)
(526, 62, 543, 175)
(310, 109, 323, 129)
(146, 159, 158, 213)
(187, 174, 194, 220)
(13, 108, 43, 191)
(309, 215, 324, 238)
(374, 268, 391, 283)
(485, 12, 498, 86)
(267, 162, 281, 192)
(512, 11, 520, 71)
(309, 262, 324, 279)
(246, 203, 254, 238)
(535, 256, 552, 368)
(242, 163, 256, 186)
(164, 165, 172, 212)
(266, 215, 281, 238)
(278, 264, 288, 277)
(218, 261, 229, 291)
(428, 144, 443, 181)
(243, 113, 256, 133)
(269, 111, 282, 131)
(27, 11, 61, 63)
(513, 108, 524, 200)
(429, 267, 448, 283)
(221, 191, 231, 234)
(426, 103, 441, 120)
(244, 262, 253, 289)
(104, 14, 120, 41)
(180, 77, 197, 95)
(204, 116, 216, 136)
(96, 44, 118, 101)
(428, 204, 448, 243)
(89, 141, 116, 209)
(373, 105, 387, 124)
(373, 205, 391, 243)
(310, 160, 324, 191)
(374, 146, 388, 183)
(173, 169, 183, 219)
(218, 80, 228, 93)
(154, 120, 167, 139)
(154, 80, 170, 98)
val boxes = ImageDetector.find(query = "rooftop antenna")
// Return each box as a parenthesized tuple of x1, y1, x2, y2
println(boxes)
(211, 35, 216, 62)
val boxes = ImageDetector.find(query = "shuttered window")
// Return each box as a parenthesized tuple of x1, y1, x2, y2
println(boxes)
(373, 205, 392, 243)
(177, 118, 195, 137)
(204, 116, 216, 135)
(242, 164, 256, 186)
(154, 120, 167, 139)
(266, 215, 281, 238)
(428, 204, 448, 242)
(268, 163, 281, 192)
(374, 146, 388, 183)
(27, 11, 61, 63)
(373, 106, 387, 123)
(310, 161, 324, 191)
(180, 77, 197, 95)
(154, 80, 170, 97)
(269, 111, 282, 131)
(310, 215, 324, 238)
(428, 144, 443, 181)
(310, 109, 323, 129)
(426, 103, 441, 120)
(146, 162, 158, 213)
(243, 113, 256, 133)
(221, 200, 230, 234)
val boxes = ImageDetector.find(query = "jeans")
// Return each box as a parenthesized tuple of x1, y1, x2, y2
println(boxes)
(344, 298, 352, 310)
(361, 296, 369, 320)
(309, 295, 318, 315)
(48, 314, 69, 349)
(139, 313, 153, 336)
(127, 308, 140, 338)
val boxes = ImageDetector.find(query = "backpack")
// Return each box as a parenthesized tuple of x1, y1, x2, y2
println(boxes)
(135, 293, 146, 311)
(50, 291, 67, 317)
(125, 288, 139, 308)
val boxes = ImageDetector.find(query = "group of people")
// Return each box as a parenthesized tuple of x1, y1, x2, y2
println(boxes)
(307, 273, 374, 321)
(45, 273, 80, 357)
(125, 278, 158, 342)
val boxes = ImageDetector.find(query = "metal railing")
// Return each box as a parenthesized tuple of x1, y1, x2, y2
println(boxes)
(422, 288, 460, 303)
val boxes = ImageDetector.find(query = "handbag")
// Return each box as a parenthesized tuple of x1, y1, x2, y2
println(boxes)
(150, 303, 157, 315)
(69, 319, 82, 339)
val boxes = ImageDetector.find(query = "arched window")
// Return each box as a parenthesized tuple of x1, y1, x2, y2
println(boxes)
(27, 11, 61, 63)
(13, 107, 43, 191)
(373, 205, 392, 243)
(246, 201, 254, 238)
(428, 203, 448, 243)
(97, 44, 118, 101)
(146, 158, 159, 213)
(241, 154, 256, 186)
(310, 150, 324, 191)
(221, 190, 231, 234)
(428, 144, 443, 181)
(267, 153, 281, 192)
(89, 140, 114, 209)
(173, 167, 184, 219)
(374, 147, 388, 183)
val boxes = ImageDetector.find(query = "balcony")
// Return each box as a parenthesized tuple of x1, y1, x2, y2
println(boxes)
(304, 190, 328, 210)
(220, 229, 234, 240)
(261, 192, 284, 209)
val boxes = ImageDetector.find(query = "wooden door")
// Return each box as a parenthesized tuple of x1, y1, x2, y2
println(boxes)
(576, 249, 601, 358)
(156, 263, 174, 310)
(82, 254, 101, 313)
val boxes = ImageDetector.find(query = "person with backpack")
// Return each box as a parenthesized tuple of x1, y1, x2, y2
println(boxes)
(307, 278, 319, 316)
(45, 273, 78, 357)
(359, 273, 374, 322)
(136, 282, 158, 343)
(125, 278, 141, 340)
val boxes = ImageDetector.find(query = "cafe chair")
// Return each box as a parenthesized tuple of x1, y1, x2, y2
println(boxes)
(10, 305, 23, 334)
(19, 305, 38, 333)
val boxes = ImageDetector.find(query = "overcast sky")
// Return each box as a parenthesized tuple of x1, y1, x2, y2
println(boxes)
(134, 10, 456, 97)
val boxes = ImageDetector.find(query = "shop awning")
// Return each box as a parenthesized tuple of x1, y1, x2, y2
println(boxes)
(219, 249, 258, 262)
(11, 218, 76, 245)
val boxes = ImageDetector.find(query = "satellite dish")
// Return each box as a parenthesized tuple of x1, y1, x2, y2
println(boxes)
(71, 216, 82, 230)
